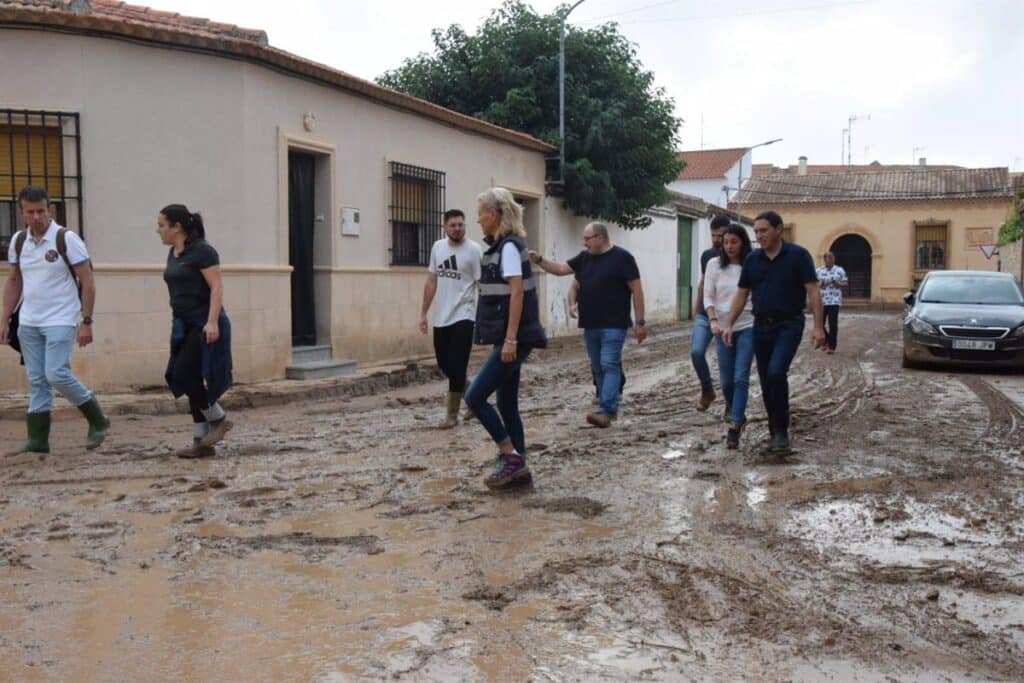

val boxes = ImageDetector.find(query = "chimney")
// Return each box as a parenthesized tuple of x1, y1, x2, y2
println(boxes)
(918, 157, 927, 167)
(798, 156, 808, 176)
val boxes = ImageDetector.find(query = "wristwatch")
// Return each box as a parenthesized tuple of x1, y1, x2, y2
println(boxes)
(81, 316, 93, 325)
(636, 319, 646, 326)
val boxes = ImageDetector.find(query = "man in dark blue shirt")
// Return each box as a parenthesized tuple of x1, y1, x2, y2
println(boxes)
(530, 222, 646, 428)
(723, 211, 826, 454)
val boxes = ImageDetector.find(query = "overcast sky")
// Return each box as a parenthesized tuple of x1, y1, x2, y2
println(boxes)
(146, 0, 1022, 171)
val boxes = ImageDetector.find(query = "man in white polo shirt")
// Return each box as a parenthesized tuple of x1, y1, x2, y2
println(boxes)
(0, 185, 110, 453)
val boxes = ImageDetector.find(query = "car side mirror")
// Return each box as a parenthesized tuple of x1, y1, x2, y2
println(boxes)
(903, 291, 915, 306)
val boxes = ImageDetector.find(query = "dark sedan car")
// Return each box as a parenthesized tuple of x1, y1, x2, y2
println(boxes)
(902, 270, 1024, 369)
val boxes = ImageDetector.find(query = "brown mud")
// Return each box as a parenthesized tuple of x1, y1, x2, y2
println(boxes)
(2, 311, 1023, 681)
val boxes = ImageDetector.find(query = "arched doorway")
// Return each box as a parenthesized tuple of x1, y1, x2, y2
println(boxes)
(830, 234, 872, 299)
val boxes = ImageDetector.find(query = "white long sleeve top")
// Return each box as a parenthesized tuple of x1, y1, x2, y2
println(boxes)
(703, 258, 753, 331)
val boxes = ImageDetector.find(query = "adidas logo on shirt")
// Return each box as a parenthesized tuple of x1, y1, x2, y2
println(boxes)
(437, 254, 462, 280)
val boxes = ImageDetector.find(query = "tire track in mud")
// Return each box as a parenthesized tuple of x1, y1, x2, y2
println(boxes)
(959, 374, 1024, 442)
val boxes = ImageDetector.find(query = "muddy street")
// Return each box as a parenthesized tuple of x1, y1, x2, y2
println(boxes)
(2, 311, 1023, 681)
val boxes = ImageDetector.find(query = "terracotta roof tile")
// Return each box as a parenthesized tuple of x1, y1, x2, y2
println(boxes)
(752, 162, 962, 177)
(0, 0, 553, 153)
(676, 147, 747, 180)
(735, 167, 1013, 205)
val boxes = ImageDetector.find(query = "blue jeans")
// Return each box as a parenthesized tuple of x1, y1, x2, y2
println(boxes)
(583, 328, 627, 416)
(753, 318, 805, 434)
(715, 327, 755, 424)
(18, 325, 93, 414)
(464, 344, 533, 455)
(690, 314, 714, 389)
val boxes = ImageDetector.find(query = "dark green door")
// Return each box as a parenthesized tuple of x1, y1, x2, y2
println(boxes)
(677, 217, 694, 320)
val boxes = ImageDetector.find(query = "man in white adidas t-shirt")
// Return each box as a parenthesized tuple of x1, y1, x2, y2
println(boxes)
(0, 185, 110, 454)
(419, 209, 483, 428)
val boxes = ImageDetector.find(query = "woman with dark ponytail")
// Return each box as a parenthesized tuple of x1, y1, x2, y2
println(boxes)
(157, 204, 233, 456)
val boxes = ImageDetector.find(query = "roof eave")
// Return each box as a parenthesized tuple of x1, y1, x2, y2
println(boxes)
(0, 8, 555, 154)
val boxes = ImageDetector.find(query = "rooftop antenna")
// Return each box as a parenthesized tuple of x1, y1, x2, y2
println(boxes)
(846, 113, 870, 165)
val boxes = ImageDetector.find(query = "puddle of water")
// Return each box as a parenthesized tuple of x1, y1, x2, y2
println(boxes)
(786, 498, 1012, 567)
(661, 450, 684, 460)
(944, 590, 1024, 649)
(744, 472, 767, 509)
(746, 486, 767, 508)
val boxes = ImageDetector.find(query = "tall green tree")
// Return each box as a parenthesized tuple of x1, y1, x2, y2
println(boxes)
(378, 1, 683, 229)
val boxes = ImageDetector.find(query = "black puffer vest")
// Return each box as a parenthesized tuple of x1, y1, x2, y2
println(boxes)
(476, 234, 547, 348)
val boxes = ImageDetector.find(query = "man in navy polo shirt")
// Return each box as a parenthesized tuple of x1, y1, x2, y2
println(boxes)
(723, 211, 826, 454)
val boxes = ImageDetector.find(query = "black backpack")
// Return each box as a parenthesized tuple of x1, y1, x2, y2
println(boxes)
(7, 228, 82, 356)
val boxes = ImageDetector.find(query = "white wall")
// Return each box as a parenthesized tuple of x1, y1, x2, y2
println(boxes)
(668, 178, 729, 206)
(667, 151, 752, 206)
(541, 198, 681, 337)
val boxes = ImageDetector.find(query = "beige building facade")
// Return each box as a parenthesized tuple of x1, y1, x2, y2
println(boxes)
(735, 168, 1015, 303)
(0, 1, 550, 390)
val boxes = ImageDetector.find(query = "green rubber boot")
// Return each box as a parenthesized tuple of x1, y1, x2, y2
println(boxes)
(76, 396, 110, 450)
(19, 411, 51, 454)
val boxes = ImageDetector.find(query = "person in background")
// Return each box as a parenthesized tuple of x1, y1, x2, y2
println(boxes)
(157, 204, 233, 456)
(419, 209, 482, 428)
(691, 215, 729, 412)
(705, 224, 754, 449)
(530, 222, 646, 428)
(816, 252, 848, 354)
(0, 185, 109, 454)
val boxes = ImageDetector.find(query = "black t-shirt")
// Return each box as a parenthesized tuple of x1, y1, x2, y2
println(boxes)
(567, 246, 641, 329)
(164, 240, 220, 317)
(737, 241, 817, 317)
(695, 247, 721, 316)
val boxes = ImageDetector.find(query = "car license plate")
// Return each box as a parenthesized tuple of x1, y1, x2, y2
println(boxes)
(953, 339, 996, 351)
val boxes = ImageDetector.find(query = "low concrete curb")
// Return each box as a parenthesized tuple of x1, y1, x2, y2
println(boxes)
(0, 362, 444, 422)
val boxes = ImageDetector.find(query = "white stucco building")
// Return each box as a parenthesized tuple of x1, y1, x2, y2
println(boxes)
(1, 0, 734, 390)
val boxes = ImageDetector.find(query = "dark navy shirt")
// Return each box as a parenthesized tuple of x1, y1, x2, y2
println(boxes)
(738, 241, 818, 317)
(695, 247, 721, 317)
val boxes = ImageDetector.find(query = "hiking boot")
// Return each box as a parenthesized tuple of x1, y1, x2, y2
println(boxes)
(768, 432, 791, 454)
(76, 397, 110, 450)
(179, 438, 215, 459)
(14, 411, 51, 454)
(485, 452, 531, 489)
(438, 391, 462, 429)
(697, 385, 715, 412)
(199, 418, 233, 447)
(725, 419, 745, 450)
(586, 411, 615, 428)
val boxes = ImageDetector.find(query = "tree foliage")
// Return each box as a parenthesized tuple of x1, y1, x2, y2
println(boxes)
(996, 192, 1024, 246)
(378, 1, 683, 229)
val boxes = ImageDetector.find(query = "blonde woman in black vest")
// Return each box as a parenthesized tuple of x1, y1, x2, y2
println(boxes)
(464, 188, 547, 489)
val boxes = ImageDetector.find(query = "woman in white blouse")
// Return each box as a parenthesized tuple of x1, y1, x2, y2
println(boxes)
(704, 224, 754, 449)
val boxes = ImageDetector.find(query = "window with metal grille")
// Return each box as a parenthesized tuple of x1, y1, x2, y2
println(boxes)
(388, 161, 445, 266)
(1, 110, 83, 253)
(914, 221, 948, 270)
